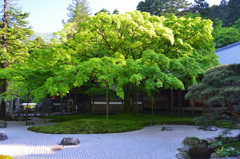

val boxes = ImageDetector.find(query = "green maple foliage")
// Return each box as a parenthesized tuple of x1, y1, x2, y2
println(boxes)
(68, 11, 217, 112)
(0, 11, 218, 114)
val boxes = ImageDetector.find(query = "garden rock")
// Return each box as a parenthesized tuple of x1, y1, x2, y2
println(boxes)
(60, 137, 80, 146)
(0, 133, 8, 141)
(203, 126, 218, 131)
(0, 120, 7, 128)
(177, 146, 191, 152)
(27, 122, 34, 125)
(206, 138, 216, 144)
(176, 153, 187, 159)
(161, 126, 173, 131)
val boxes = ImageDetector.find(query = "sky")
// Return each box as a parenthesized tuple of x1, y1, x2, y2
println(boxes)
(18, 0, 222, 33)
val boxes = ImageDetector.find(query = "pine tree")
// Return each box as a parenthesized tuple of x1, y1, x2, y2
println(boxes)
(66, 0, 91, 28)
(191, 0, 210, 18)
(166, 0, 192, 16)
(28, 36, 47, 54)
(185, 64, 240, 119)
(0, 0, 32, 118)
(136, 0, 191, 16)
(210, 0, 228, 26)
(225, 0, 240, 27)
(112, 9, 119, 15)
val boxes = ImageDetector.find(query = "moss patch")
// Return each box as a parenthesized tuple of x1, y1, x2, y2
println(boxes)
(29, 113, 194, 134)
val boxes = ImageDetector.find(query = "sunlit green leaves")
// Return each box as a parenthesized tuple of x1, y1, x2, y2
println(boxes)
(0, 10, 218, 104)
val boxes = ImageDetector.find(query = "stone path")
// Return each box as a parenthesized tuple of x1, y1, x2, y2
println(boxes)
(0, 118, 239, 159)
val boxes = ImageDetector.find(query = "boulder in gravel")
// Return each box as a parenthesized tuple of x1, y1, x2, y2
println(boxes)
(0, 133, 8, 141)
(177, 146, 191, 152)
(206, 138, 216, 144)
(176, 153, 187, 159)
(161, 126, 173, 131)
(203, 126, 218, 131)
(60, 137, 80, 146)
(27, 122, 34, 125)
(0, 120, 7, 128)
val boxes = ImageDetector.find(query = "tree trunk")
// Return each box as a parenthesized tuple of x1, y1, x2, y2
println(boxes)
(26, 90, 30, 126)
(10, 95, 13, 112)
(178, 89, 182, 116)
(16, 96, 20, 111)
(106, 81, 109, 123)
(44, 97, 47, 124)
(6, 104, 14, 119)
(136, 86, 139, 126)
(171, 89, 174, 121)
(74, 93, 77, 114)
(0, 79, 6, 118)
(224, 100, 239, 119)
(123, 84, 134, 113)
(60, 92, 63, 115)
(151, 92, 154, 126)
(68, 92, 71, 120)
(6, 95, 14, 119)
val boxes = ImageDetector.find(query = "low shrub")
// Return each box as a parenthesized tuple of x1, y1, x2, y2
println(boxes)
(183, 137, 200, 147)
(193, 112, 239, 129)
(193, 116, 216, 129)
(224, 141, 240, 151)
(214, 147, 240, 158)
(28, 113, 194, 134)
(28, 119, 141, 134)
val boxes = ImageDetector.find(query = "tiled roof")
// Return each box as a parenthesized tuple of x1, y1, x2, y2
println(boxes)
(215, 41, 240, 65)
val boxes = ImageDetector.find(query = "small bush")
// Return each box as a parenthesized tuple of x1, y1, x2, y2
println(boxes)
(234, 123, 240, 129)
(193, 116, 216, 129)
(183, 137, 200, 146)
(28, 119, 142, 134)
(224, 141, 240, 151)
(214, 147, 240, 157)
(193, 111, 239, 129)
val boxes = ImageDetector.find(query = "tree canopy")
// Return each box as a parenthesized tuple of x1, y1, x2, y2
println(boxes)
(190, 0, 210, 18)
(26, 11, 217, 113)
(0, 3, 33, 65)
(225, 0, 240, 27)
(0, 11, 218, 115)
(185, 64, 240, 119)
(0, 0, 32, 118)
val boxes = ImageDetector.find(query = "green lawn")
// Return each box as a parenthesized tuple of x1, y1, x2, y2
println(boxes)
(28, 113, 194, 134)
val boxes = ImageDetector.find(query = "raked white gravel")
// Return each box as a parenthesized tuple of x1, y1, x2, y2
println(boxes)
(0, 117, 240, 159)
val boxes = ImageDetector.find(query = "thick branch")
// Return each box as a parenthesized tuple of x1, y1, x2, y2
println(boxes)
(224, 100, 239, 119)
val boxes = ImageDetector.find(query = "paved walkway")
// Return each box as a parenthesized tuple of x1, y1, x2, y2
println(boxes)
(0, 118, 240, 159)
